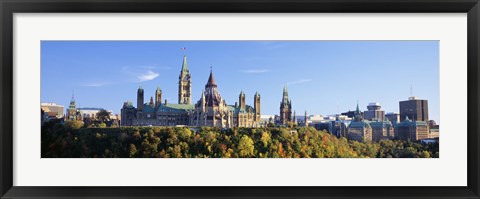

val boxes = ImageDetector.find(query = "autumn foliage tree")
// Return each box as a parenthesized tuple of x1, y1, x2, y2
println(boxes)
(41, 122, 439, 158)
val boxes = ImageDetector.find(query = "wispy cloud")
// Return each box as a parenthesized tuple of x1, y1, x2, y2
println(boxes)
(287, 79, 312, 85)
(121, 66, 160, 83)
(137, 70, 159, 82)
(241, 69, 270, 74)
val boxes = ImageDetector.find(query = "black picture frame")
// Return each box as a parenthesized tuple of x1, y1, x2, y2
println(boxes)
(1, 0, 479, 198)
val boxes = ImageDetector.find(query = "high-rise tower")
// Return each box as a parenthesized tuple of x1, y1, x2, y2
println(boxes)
(280, 84, 292, 124)
(178, 54, 192, 104)
(399, 96, 428, 122)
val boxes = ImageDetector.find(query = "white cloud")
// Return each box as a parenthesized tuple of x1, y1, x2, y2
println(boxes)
(241, 69, 270, 74)
(137, 70, 159, 82)
(287, 79, 312, 85)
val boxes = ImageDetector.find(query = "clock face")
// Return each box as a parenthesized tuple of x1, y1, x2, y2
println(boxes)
(184, 76, 189, 81)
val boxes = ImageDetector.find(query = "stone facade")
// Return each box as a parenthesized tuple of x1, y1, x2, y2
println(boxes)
(370, 121, 395, 141)
(396, 116, 429, 141)
(347, 102, 372, 142)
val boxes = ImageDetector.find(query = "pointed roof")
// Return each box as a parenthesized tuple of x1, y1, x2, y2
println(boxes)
(240, 90, 245, 96)
(156, 86, 161, 91)
(283, 84, 288, 93)
(255, 91, 260, 97)
(355, 100, 360, 114)
(181, 55, 189, 73)
(207, 68, 216, 86)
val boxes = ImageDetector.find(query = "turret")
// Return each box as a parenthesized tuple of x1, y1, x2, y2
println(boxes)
(149, 96, 154, 106)
(155, 86, 162, 108)
(254, 91, 261, 121)
(137, 86, 144, 111)
(239, 91, 246, 110)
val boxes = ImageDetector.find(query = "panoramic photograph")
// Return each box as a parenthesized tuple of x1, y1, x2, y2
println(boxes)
(41, 41, 439, 158)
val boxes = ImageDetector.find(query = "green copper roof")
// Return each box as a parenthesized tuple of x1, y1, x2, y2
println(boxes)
(349, 121, 371, 129)
(369, 121, 393, 128)
(396, 120, 428, 127)
(227, 105, 255, 114)
(142, 103, 194, 113)
(181, 55, 189, 73)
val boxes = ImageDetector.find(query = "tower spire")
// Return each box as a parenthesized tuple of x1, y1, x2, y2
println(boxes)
(181, 53, 189, 73)
(178, 49, 192, 104)
(356, 100, 359, 113)
(207, 65, 216, 86)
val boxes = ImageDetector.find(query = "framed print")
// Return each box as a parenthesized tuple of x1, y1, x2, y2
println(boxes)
(1, 0, 479, 198)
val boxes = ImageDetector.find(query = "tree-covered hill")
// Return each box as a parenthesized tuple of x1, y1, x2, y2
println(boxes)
(41, 121, 439, 158)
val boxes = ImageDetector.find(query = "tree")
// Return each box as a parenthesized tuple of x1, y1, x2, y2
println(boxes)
(98, 123, 107, 128)
(260, 131, 271, 148)
(97, 109, 110, 123)
(129, 144, 138, 158)
(237, 135, 254, 157)
(65, 120, 84, 129)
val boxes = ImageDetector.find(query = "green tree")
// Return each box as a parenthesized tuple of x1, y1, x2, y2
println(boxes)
(129, 144, 138, 158)
(260, 131, 271, 148)
(65, 120, 84, 129)
(98, 123, 107, 128)
(237, 135, 255, 157)
(97, 109, 110, 123)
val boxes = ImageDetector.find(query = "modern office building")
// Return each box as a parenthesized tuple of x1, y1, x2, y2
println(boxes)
(399, 96, 428, 122)
(363, 102, 385, 121)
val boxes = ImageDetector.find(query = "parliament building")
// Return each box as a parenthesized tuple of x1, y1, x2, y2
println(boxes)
(121, 54, 261, 128)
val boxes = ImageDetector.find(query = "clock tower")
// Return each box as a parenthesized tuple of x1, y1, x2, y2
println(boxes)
(178, 54, 192, 104)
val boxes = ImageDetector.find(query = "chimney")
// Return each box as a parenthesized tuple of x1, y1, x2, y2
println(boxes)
(165, 99, 168, 105)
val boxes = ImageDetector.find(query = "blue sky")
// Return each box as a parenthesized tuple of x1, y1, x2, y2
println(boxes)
(41, 41, 440, 123)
